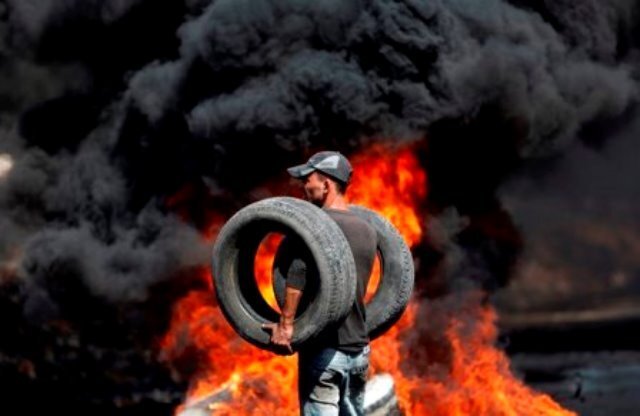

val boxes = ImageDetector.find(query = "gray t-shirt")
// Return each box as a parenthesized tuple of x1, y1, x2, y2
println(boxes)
(274, 208, 377, 353)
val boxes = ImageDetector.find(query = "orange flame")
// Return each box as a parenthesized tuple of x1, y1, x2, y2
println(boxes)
(160, 142, 576, 416)
(368, 293, 575, 416)
(159, 269, 298, 415)
(254, 233, 284, 310)
(348, 143, 426, 247)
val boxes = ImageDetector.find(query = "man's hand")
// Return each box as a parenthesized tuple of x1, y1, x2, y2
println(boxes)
(262, 321, 294, 355)
(262, 286, 302, 355)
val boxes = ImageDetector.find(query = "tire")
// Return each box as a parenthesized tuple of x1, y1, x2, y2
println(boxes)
(273, 205, 414, 340)
(348, 205, 414, 340)
(211, 197, 357, 354)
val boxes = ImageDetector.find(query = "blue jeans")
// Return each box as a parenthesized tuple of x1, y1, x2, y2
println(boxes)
(298, 345, 370, 416)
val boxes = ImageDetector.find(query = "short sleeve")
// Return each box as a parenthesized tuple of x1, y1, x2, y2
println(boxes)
(273, 236, 307, 291)
(286, 257, 307, 290)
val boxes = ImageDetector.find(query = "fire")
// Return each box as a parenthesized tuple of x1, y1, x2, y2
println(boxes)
(159, 268, 298, 415)
(348, 144, 426, 247)
(368, 293, 575, 416)
(254, 233, 284, 310)
(160, 142, 576, 416)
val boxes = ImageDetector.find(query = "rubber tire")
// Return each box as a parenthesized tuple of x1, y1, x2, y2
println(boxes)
(348, 205, 414, 339)
(273, 205, 414, 340)
(212, 197, 357, 354)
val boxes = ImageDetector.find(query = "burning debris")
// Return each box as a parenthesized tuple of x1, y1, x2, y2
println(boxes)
(0, 0, 639, 414)
(175, 372, 400, 416)
(159, 145, 576, 415)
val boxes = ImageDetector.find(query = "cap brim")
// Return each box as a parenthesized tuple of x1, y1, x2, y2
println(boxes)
(287, 164, 315, 178)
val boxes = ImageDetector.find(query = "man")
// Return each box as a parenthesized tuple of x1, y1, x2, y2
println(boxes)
(262, 151, 377, 416)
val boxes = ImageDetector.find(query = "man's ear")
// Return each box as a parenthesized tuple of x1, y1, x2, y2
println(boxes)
(322, 178, 330, 194)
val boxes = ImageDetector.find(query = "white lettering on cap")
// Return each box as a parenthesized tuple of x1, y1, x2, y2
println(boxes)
(313, 155, 340, 170)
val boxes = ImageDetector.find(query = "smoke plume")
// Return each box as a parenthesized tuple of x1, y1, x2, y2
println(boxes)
(0, 0, 639, 412)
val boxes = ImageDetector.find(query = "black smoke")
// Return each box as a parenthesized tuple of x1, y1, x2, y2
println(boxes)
(0, 0, 638, 412)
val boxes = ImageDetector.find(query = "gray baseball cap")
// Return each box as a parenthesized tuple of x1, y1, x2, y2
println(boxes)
(287, 151, 353, 184)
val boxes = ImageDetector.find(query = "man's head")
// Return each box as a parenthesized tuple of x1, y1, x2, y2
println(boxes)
(287, 151, 352, 206)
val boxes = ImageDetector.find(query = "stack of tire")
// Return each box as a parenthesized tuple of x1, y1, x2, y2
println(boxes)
(212, 197, 414, 354)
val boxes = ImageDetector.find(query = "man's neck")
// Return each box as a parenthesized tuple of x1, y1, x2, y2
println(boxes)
(323, 193, 349, 211)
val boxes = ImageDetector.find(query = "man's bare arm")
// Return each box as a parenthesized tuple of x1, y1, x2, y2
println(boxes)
(283, 285, 303, 320)
(262, 285, 302, 354)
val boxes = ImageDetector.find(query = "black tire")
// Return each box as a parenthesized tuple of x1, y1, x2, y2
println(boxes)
(348, 205, 414, 340)
(212, 197, 357, 353)
(273, 205, 414, 340)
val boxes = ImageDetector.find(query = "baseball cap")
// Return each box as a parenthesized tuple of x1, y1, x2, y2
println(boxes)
(287, 151, 353, 184)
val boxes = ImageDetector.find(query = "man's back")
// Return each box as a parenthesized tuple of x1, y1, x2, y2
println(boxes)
(323, 208, 377, 353)
(275, 208, 377, 352)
